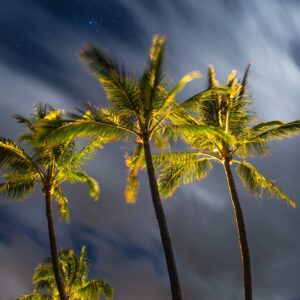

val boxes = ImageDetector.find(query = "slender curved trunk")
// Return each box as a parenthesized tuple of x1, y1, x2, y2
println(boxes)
(45, 188, 67, 300)
(143, 138, 182, 300)
(223, 159, 252, 300)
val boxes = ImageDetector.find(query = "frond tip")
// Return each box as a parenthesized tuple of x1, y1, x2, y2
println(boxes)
(235, 161, 296, 207)
(124, 144, 144, 203)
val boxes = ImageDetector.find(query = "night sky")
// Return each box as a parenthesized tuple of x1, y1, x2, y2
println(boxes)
(1, 0, 300, 299)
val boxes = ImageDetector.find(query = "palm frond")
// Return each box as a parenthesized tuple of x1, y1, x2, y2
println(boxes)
(164, 124, 236, 145)
(180, 88, 215, 113)
(80, 44, 141, 117)
(158, 155, 213, 198)
(238, 63, 251, 99)
(147, 35, 165, 108)
(0, 138, 37, 172)
(23, 246, 113, 300)
(124, 143, 144, 203)
(0, 176, 35, 200)
(14, 114, 33, 130)
(234, 139, 268, 158)
(208, 64, 219, 88)
(67, 137, 105, 170)
(77, 280, 114, 300)
(77, 246, 88, 282)
(17, 294, 52, 300)
(249, 120, 300, 142)
(33, 103, 56, 119)
(36, 118, 127, 147)
(152, 151, 202, 170)
(53, 186, 70, 222)
(226, 69, 237, 87)
(152, 130, 170, 150)
(159, 71, 201, 111)
(180, 86, 230, 125)
(235, 161, 296, 207)
(74, 171, 100, 201)
(251, 120, 284, 131)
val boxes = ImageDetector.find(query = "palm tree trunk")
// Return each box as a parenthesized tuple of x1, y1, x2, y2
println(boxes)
(223, 159, 252, 300)
(45, 188, 67, 300)
(143, 137, 182, 300)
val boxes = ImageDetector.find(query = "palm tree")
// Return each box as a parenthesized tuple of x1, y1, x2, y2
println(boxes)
(18, 246, 113, 300)
(35, 35, 200, 300)
(153, 65, 300, 300)
(0, 104, 103, 300)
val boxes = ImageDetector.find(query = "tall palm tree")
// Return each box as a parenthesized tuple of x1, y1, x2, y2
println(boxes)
(0, 104, 103, 300)
(35, 35, 200, 300)
(153, 65, 300, 300)
(18, 246, 113, 300)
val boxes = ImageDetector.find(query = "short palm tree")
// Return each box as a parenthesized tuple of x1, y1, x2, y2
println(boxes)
(35, 35, 200, 300)
(18, 246, 113, 300)
(0, 104, 102, 300)
(153, 65, 300, 300)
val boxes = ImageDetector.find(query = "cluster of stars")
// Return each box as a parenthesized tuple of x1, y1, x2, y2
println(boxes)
(87, 17, 120, 34)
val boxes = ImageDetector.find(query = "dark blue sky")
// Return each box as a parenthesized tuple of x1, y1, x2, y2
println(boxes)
(1, 0, 300, 299)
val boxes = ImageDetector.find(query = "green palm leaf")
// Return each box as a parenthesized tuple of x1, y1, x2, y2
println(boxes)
(235, 161, 296, 207)
(53, 186, 70, 222)
(19, 246, 113, 300)
(77, 171, 100, 200)
(67, 137, 104, 169)
(164, 124, 236, 145)
(0, 138, 38, 172)
(77, 280, 114, 300)
(124, 143, 144, 203)
(250, 120, 300, 142)
(18, 294, 52, 300)
(36, 118, 128, 147)
(0, 171, 37, 199)
(80, 44, 140, 117)
(157, 152, 213, 198)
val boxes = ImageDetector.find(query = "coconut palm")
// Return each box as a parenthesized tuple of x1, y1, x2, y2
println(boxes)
(153, 65, 300, 300)
(0, 104, 103, 300)
(35, 35, 200, 300)
(18, 246, 113, 300)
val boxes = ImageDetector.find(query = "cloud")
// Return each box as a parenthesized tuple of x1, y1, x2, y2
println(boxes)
(1, 0, 300, 299)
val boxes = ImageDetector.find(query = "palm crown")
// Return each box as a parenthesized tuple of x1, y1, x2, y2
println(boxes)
(36, 35, 200, 203)
(156, 65, 300, 207)
(0, 104, 102, 221)
(18, 246, 113, 300)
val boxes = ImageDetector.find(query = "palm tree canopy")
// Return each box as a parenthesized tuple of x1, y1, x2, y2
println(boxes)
(35, 35, 201, 203)
(18, 246, 113, 300)
(154, 65, 300, 207)
(0, 104, 103, 221)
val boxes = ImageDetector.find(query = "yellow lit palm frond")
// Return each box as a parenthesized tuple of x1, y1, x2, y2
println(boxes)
(53, 186, 70, 222)
(19, 247, 113, 300)
(0, 138, 39, 172)
(80, 44, 141, 118)
(156, 152, 213, 198)
(249, 120, 300, 142)
(0, 105, 101, 222)
(18, 294, 52, 299)
(124, 143, 144, 203)
(235, 161, 296, 207)
(0, 173, 37, 200)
